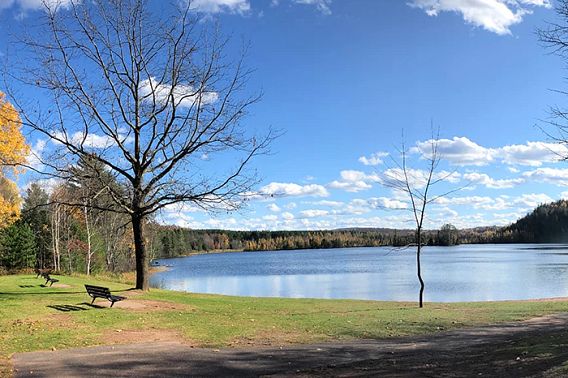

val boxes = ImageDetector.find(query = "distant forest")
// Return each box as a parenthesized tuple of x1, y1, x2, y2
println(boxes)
(152, 224, 459, 258)
(150, 200, 568, 259)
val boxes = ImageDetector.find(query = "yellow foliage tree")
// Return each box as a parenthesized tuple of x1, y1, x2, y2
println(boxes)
(0, 91, 30, 228)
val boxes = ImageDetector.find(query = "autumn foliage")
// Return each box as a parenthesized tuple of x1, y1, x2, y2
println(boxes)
(0, 91, 30, 228)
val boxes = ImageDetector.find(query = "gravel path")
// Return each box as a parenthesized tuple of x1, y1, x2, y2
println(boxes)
(12, 313, 568, 377)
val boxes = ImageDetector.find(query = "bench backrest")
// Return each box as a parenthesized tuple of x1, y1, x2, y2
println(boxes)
(85, 284, 112, 297)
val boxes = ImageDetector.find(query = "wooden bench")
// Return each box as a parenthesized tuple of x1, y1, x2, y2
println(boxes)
(84, 285, 126, 307)
(44, 274, 59, 287)
(35, 268, 52, 278)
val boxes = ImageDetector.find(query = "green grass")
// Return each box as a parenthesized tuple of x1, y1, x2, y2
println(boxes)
(2, 273, 568, 374)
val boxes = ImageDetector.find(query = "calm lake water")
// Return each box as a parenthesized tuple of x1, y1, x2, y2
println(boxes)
(149, 244, 568, 302)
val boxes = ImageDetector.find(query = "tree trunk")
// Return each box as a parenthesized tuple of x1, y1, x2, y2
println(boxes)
(132, 213, 148, 290)
(416, 229, 425, 308)
(84, 204, 92, 275)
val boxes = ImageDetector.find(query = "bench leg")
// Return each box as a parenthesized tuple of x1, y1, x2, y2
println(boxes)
(110, 300, 115, 308)
(91, 297, 96, 305)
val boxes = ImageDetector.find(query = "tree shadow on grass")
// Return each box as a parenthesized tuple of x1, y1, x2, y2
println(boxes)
(18, 285, 36, 288)
(0, 291, 85, 296)
(47, 304, 90, 312)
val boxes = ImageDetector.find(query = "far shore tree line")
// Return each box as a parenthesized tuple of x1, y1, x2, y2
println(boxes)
(3, 191, 567, 275)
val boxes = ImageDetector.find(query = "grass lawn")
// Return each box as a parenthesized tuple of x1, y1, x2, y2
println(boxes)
(2, 273, 568, 375)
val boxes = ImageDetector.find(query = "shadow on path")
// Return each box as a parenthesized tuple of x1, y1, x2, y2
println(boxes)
(11, 313, 568, 377)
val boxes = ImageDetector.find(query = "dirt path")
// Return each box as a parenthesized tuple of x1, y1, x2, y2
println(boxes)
(12, 313, 568, 377)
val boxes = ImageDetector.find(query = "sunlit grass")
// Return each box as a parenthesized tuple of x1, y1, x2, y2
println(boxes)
(2, 273, 568, 371)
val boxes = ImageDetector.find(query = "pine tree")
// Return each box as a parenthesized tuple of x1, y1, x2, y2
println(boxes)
(0, 222, 37, 270)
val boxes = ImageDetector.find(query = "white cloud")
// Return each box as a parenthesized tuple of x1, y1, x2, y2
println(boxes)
(52, 131, 121, 149)
(414, 136, 495, 166)
(367, 197, 408, 210)
(0, 0, 75, 12)
(23, 177, 61, 195)
(514, 193, 553, 208)
(293, 0, 332, 15)
(258, 182, 329, 198)
(519, 0, 551, 6)
(281, 211, 295, 220)
(285, 202, 297, 209)
(139, 77, 218, 109)
(267, 203, 281, 212)
(522, 167, 568, 186)
(435, 195, 495, 208)
(26, 139, 46, 170)
(463, 172, 523, 189)
(414, 137, 568, 167)
(309, 200, 344, 207)
(409, 0, 550, 35)
(188, 0, 250, 14)
(328, 170, 379, 193)
(382, 167, 460, 190)
(435, 193, 552, 211)
(358, 151, 389, 166)
(300, 209, 329, 218)
(498, 142, 567, 166)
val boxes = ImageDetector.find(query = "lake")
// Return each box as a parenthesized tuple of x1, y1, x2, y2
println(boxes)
(149, 244, 568, 302)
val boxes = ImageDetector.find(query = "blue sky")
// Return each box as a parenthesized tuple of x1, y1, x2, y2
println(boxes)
(3, 0, 568, 230)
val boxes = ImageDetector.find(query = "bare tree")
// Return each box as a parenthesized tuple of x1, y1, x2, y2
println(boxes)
(382, 133, 458, 308)
(538, 0, 568, 154)
(5, 0, 273, 289)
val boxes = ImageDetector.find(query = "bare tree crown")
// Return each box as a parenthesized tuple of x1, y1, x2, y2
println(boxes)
(7, 0, 272, 217)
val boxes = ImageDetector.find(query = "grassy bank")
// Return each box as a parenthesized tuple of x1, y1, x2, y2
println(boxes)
(2, 274, 568, 374)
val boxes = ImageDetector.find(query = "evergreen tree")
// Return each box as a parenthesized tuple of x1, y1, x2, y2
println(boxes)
(0, 222, 36, 270)
(22, 183, 51, 268)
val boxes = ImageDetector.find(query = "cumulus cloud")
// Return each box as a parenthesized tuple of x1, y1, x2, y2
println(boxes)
(188, 0, 250, 14)
(435, 195, 495, 208)
(281, 211, 295, 220)
(267, 203, 281, 212)
(263, 214, 278, 221)
(463, 172, 524, 189)
(498, 142, 567, 166)
(139, 77, 218, 109)
(258, 182, 329, 198)
(358, 151, 389, 166)
(435, 193, 552, 211)
(413, 136, 495, 166)
(367, 197, 408, 210)
(413, 137, 567, 167)
(300, 209, 330, 218)
(309, 200, 344, 207)
(408, 0, 550, 35)
(522, 168, 568, 186)
(382, 167, 460, 189)
(328, 170, 379, 193)
(52, 131, 124, 149)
